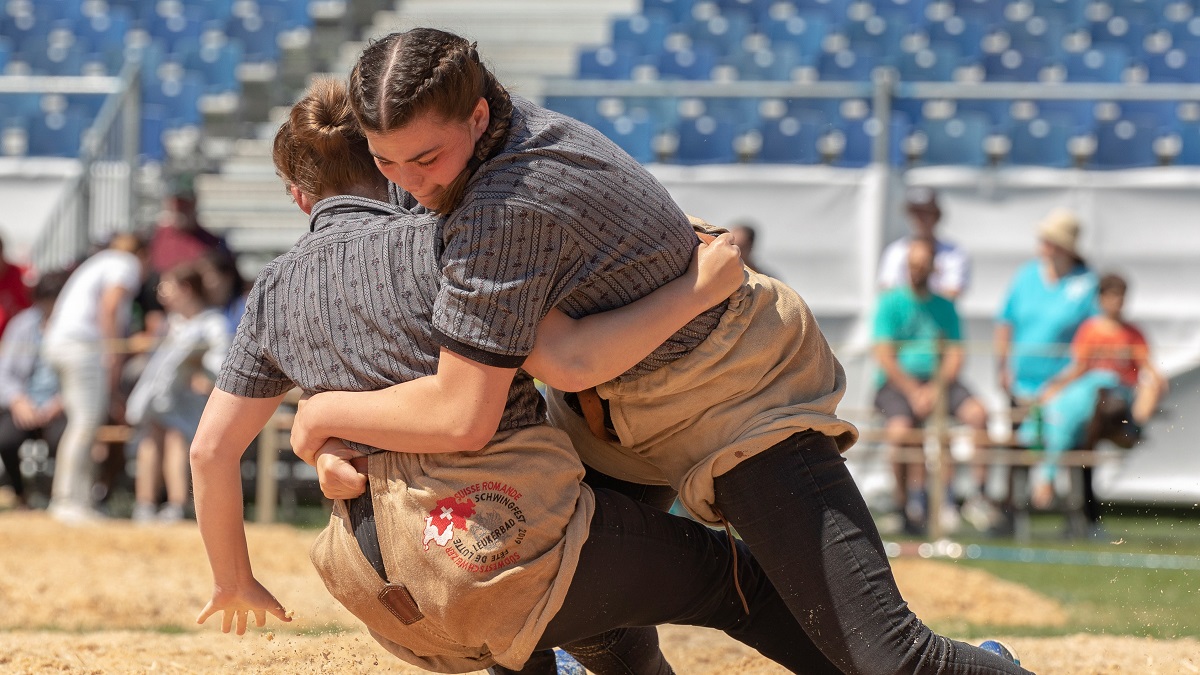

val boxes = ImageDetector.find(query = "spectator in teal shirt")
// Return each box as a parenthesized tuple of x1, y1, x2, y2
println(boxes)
(873, 238, 988, 535)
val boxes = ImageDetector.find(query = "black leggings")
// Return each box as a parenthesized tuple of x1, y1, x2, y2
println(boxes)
(0, 410, 66, 499)
(713, 431, 1034, 675)
(518, 488, 833, 674)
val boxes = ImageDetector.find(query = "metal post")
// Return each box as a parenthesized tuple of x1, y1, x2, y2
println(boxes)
(870, 67, 896, 167)
(256, 414, 280, 523)
(122, 61, 141, 230)
(926, 336, 950, 540)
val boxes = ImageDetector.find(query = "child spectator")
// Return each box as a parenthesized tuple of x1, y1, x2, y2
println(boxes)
(1031, 273, 1169, 510)
(125, 263, 230, 524)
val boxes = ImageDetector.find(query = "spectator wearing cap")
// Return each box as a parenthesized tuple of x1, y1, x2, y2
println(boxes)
(878, 187, 971, 301)
(995, 208, 1101, 535)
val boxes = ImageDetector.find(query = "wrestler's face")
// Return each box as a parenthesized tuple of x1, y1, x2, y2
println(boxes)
(365, 98, 489, 209)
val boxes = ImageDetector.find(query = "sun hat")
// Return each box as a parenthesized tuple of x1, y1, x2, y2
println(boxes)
(1037, 207, 1081, 257)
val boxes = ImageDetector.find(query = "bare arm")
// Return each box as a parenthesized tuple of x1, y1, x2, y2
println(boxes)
(524, 233, 743, 392)
(191, 388, 292, 634)
(291, 348, 517, 464)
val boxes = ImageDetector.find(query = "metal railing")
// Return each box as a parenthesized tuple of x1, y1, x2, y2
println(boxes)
(0, 61, 141, 273)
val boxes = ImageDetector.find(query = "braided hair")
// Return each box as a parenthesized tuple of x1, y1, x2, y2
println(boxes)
(349, 28, 513, 214)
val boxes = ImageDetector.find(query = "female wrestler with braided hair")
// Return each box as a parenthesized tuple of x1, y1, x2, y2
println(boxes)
(191, 77, 821, 675)
(291, 28, 1032, 675)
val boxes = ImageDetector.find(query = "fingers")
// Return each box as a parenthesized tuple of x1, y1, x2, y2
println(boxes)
(254, 609, 266, 628)
(221, 608, 233, 634)
(196, 602, 216, 625)
(269, 604, 292, 623)
(235, 609, 249, 636)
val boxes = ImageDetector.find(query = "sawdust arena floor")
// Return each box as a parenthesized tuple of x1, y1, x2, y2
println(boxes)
(1, 511, 1195, 674)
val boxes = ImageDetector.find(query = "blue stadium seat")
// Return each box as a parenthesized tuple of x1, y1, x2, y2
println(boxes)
(612, 14, 671, 57)
(898, 43, 961, 80)
(262, 0, 314, 30)
(927, 17, 988, 59)
(835, 112, 910, 166)
(1006, 16, 1069, 58)
(1007, 114, 1076, 166)
(803, 0, 856, 22)
(674, 115, 738, 164)
(757, 111, 826, 164)
(543, 96, 610, 126)
(983, 48, 1047, 81)
(594, 114, 657, 163)
(624, 96, 681, 133)
(139, 104, 167, 162)
(73, 6, 133, 55)
(1144, 43, 1200, 82)
(877, 0, 932, 25)
(27, 110, 87, 157)
(956, 98, 1014, 129)
(732, 42, 813, 80)
(656, 45, 719, 79)
(195, 0, 237, 23)
(846, 11, 914, 56)
(955, 0, 1010, 26)
(917, 111, 991, 165)
(1032, 0, 1088, 24)
(1090, 8, 1152, 51)
(1168, 15, 1200, 46)
(786, 97, 844, 122)
(890, 97, 928, 125)
(187, 41, 243, 94)
(762, 11, 830, 58)
(703, 97, 763, 133)
(1120, 100, 1179, 128)
(1, 116, 29, 157)
(818, 46, 881, 81)
(1091, 117, 1160, 168)
(1038, 99, 1097, 127)
(1, 93, 44, 120)
(0, 37, 11, 72)
(1064, 45, 1130, 82)
(144, 73, 204, 126)
(644, 0, 697, 24)
(226, 13, 280, 63)
(1176, 120, 1200, 164)
(36, 0, 85, 22)
(579, 45, 637, 79)
(717, 0, 775, 22)
(691, 13, 754, 56)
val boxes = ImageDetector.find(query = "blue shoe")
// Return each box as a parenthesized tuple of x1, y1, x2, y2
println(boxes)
(979, 639, 1021, 665)
(554, 649, 587, 674)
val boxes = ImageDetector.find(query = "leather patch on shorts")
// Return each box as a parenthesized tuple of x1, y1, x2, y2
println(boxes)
(378, 583, 424, 625)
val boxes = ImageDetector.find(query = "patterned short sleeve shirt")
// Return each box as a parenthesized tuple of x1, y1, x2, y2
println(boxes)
(417, 96, 727, 381)
(217, 195, 545, 446)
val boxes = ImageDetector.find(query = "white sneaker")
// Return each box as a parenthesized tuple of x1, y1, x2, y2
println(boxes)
(157, 503, 185, 524)
(132, 502, 158, 525)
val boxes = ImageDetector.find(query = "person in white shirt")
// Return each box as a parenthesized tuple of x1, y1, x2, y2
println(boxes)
(42, 233, 148, 523)
(878, 187, 971, 301)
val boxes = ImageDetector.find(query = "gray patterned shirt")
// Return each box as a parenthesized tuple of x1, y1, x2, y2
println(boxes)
(217, 195, 545, 450)
(409, 96, 727, 381)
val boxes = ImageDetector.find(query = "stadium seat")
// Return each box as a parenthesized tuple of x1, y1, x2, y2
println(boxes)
(877, 0, 932, 25)
(762, 12, 830, 59)
(835, 112, 911, 166)
(983, 48, 1047, 81)
(1032, 0, 1089, 24)
(543, 96, 610, 126)
(1006, 16, 1069, 58)
(1144, 43, 1200, 82)
(897, 43, 962, 81)
(1120, 100, 1180, 128)
(691, 13, 753, 56)
(732, 42, 813, 80)
(927, 16, 988, 59)
(578, 45, 637, 80)
(818, 46, 881, 81)
(1038, 99, 1097, 127)
(805, 0, 856, 22)
(1090, 8, 1152, 51)
(27, 110, 87, 157)
(846, 11, 914, 56)
(1175, 120, 1200, 164)
(757, 111, 826, 164)
(674, 114, 739, 164)
(0, 38, 9, 72)
(611, 14, 671, 57)
(656, 45, 719, 79)
(139, 104, 168, 162)
(1064, 45, 1130, 82)
(717, 0, 775, 22)
(956, 0, 1011, 26)
(786, 97, 845, 122)
(187, 40, 243, 94)
(1168, 14, 1200, 46)
(644, 0, 698, 24)
(1007, 114, 1076, 166)
(225, 12, 281, 63)
(593, 114, 657, 163)
(1, 116, 29, 156)
(1091, 117, 1161, 168)
(956, 98, 1015, 129)
(915, 111, 991, 165)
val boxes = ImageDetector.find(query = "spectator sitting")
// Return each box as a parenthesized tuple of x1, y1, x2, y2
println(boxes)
(0, 234, 32, 338)
(125, 263, 231, 524)
(0, 271, 70, 509)
(1030, 272, 1168, 510)
(996, 207, 1100, 536)
(872, 237, 989, 535)
(41, 233, 149, 524)
(879, 187, 971, 301)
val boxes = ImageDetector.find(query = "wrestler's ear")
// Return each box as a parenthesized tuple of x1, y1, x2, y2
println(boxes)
(469, 97, 490, 141)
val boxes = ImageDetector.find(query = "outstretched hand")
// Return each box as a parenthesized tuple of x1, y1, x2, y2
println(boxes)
(689, 232, 744, 307)
(196, 578, 291, 636)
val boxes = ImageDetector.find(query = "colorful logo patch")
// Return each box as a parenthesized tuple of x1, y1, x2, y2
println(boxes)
(421, 482, 529, 574)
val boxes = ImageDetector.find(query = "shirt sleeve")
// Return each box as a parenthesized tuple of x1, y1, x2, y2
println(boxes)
(0, 309, 37, 407)
(877, 240, 905, 290)
(215, 273, 294, 398)
(938, 245, 971, 296)
(104, 254, 143, 293)
(871, 294, 897, 342)
(432, 201, 582, 367)
(941, 300, 963, 341)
